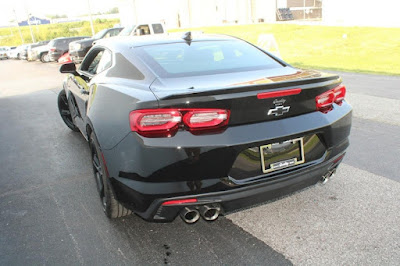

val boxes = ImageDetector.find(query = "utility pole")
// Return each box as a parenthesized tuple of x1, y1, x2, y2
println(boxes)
(13, 10, 25, 44)
(87, 0, 95, 36)
(27, 14, 36, 43)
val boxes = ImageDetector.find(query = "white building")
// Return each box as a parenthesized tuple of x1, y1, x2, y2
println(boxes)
(117, 0, 400, 29)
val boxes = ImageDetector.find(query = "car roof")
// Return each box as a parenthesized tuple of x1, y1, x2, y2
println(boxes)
(52, 36, 89, 41)
(94, 34, 240, 51)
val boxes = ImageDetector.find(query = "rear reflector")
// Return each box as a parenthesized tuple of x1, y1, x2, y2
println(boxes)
(162, 198, 198, 206)
(257, 88, 302, 99)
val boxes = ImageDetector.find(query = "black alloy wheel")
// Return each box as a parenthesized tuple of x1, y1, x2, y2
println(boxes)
(89, 132, 132, 218)
(57, 89, 79, 132)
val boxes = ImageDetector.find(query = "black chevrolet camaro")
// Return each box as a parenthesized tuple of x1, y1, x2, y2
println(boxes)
(58, 33, 352, 223)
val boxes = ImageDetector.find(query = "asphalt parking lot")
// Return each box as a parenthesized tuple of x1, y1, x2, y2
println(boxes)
(0, 60, 399, 265)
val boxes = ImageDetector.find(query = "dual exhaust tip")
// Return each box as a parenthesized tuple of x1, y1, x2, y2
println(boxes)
(180, 205, 221, 224)
(320, 168, 336, 184)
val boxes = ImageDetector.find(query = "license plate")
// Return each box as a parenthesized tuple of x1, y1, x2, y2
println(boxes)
(260, 137, 305, 174)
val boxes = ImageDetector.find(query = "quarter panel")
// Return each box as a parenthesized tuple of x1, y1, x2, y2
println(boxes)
(87, 80, 159, 150)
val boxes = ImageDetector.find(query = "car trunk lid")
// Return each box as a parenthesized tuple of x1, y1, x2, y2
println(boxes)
(149, 67, 342, 125)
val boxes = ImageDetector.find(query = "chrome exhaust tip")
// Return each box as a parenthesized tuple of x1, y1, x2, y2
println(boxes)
(199, 205, 220, 221)
(320, 174, 329, 185)
(180, 207, 200, 224)
(321, 169, 336, 185)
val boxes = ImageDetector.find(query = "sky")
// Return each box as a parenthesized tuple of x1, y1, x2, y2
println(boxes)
(0, 0, 119, 26)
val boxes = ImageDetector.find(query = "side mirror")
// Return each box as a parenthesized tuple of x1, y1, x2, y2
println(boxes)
(60, 63, 78, 75)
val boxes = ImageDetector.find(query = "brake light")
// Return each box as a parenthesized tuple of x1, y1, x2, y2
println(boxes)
(315, 85, 346, 113)
(333, 85, 346, 105)
(130, 109, 181, 138)
(49, 47, 56, 52)
(257, 88, 301, 99)
(183, 109, 229, 130)
(129, 108, 230, 138)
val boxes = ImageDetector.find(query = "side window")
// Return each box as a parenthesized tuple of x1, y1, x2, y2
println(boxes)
(152, 24, 164, 34)
(81, 49, 103, 75)
(96, 50, 112, 73)
(135, 25, 150, 36)
(109, 29, 120, 37)
(80, 49, 112, 75)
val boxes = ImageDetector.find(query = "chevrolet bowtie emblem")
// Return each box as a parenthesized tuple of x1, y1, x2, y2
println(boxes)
(268, 105, 290, 116)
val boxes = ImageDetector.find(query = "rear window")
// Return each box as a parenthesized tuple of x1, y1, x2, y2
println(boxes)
(136, 40, 283, 78)
(152, 24, 164, 34)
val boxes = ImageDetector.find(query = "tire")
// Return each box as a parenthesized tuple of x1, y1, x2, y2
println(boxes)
(89, 132, 132, 218)
(40, 52, 49, 63)
(57, 89, 79, 132)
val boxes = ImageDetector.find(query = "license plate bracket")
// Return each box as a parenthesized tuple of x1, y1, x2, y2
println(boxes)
(260, 137, 305, 174)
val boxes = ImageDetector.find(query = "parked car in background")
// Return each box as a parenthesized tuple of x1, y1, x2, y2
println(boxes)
(18, 44, 31, 60)
(58, 52, 72, 64)
(6, 46, 16, 58)
(118, 23, 166, 37)
(9, 45, 25, 59)
(27, 41, 50, 61)
(57, 34, 352, 223)
(69, 27, 123, 63)
(31, 44, 50, 62)
(48, 36, 89, 62)
(0, 47, 8, 60)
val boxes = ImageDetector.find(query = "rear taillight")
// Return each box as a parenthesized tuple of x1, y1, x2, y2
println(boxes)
(315, 85, 346, 113)
(49, 47, 56, 52)
(130, 109, 181, 138)
(129, 108, 230, 138)
(183, 109, 229, 130)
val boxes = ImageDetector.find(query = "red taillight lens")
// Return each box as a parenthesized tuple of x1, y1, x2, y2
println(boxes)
(315, 85, 346, 113)
(130, 109, 181, 138)
(333, 85, 346, 105)
(49, 47, 56, 52)
(257, 88, 302, 99)
(183, 109, 229, 130)
(129, 108, 230, 138)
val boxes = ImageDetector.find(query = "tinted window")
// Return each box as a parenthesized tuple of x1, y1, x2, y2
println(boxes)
(96, 50, 112, 73)
(119, 25, 136, 36)
(152, 24, 164, 34)
(109, 28, 121, 37)
(93, 29, 108, 39)
(81, 49, 112, 75)
(137, 40, 283, 78)
(136, 25, 150, 35)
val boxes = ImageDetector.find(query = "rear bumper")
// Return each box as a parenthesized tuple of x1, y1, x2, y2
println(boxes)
(102, 102, 352, 221)
(113, 151, 345, 222)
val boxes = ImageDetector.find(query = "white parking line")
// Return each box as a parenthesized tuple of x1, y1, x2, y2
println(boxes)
(228, 164, 400, 265)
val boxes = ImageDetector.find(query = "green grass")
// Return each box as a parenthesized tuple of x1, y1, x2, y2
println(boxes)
(0, 19, 120, 46)
(171, 24, 400, 75)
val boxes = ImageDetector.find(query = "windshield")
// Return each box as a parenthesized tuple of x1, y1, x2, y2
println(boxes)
(118, 25, 136, 36)
(93, 29, 108, 39)
(137, 40, 283, 78)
